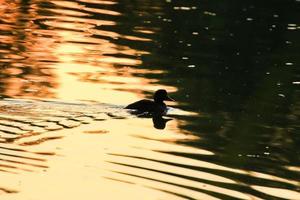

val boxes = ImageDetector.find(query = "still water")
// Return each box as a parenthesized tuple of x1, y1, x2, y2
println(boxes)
(1, 0, 300, 199)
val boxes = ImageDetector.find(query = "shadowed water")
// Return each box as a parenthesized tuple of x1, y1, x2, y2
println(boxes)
(0, 0, 300, 199)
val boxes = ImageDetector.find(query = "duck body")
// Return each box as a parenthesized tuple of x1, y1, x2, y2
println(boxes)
(125, 99, 167, 114)
(125, 89, 174, 115)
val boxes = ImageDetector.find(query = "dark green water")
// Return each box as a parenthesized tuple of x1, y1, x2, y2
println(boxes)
(114, 1, 300, 196)
(0, 0, 300, 199)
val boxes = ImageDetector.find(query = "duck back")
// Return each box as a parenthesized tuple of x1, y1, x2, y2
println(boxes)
(125, 99, 166, 114)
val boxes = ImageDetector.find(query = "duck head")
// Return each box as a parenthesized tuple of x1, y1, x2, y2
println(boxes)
(153, 89, 174, 103)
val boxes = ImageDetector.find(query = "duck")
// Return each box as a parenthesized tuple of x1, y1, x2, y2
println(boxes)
(125, 89, 174, 114)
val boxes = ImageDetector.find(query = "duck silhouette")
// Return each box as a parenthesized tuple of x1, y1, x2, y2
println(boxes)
(125, 89, 174, 115)
(152, 115, 172, 129)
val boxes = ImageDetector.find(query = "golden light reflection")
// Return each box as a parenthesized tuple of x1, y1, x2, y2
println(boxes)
(0, 1, 19, 23)
(50, 0, 86, 10)
(78, 0, 117, 5)
(285, 165, 300, 172)
(133, 27, 156, 34)
(47, 8, 91, 17)
(0, 0, 58, 99)
(2, 0, 299, 199)
(251, 185, 300, 199)
(0, 98, 299, 200)
(0, 0, 160, 102)
(0, 118, 218, 200)
(2, 116, 287, 200)
(41, 0, 171, 104)
(44, 16, 116, 26)
(248, 171, 299, 187)
(53, 63, 176, 104)
(51, 0, 121, 16)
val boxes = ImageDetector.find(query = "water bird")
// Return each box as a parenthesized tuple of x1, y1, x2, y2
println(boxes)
(125, 89, 174, 114)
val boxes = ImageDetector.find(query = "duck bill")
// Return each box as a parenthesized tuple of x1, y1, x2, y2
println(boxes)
(166, 96, 175, 101)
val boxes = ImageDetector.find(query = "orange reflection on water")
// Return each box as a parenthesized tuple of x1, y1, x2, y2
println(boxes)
(251, 185, 300, 200)
(6, 116, 294, 200)
(1, 0, 300, 199)
(0, 0, 59, 99)
(0, 0, 161, 102)
(0, 117, 215, 200)
(285, 165, 300, 172)
(0, 1, 19, 23)
(53, 63, 176, 104)
(78, 0, 118, 5)
(41, 0, 169, 104)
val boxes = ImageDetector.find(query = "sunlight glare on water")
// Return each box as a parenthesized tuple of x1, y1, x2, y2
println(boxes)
(1, 0, 300, 199)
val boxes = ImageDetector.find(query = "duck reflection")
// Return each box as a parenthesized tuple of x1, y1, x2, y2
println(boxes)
(125, 89, 174, 129)
(128, 112, 172, 130)
(152, 114, 172, 130)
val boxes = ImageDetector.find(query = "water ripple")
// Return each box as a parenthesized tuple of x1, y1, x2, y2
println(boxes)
(1, 0, 300, 199)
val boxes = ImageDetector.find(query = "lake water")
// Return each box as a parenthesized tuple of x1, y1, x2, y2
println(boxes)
(1, 0, 300, 199)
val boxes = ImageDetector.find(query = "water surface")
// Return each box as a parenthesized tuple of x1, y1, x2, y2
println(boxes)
(1, 0, 300, 199)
